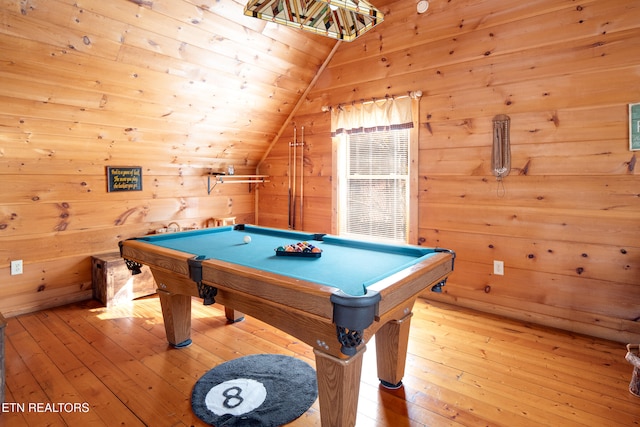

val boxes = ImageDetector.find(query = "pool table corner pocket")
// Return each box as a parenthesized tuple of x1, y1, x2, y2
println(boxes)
(330, 289, 381, 356)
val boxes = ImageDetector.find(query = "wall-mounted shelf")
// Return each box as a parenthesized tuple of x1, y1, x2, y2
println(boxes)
(207, 174, 269, 194)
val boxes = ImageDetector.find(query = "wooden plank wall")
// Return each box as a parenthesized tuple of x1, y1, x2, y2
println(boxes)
(0, 0, 335, 316)
(257, 0, 640, 342)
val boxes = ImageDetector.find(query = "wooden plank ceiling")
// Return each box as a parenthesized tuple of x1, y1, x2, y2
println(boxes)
(0, 0, 340, 172)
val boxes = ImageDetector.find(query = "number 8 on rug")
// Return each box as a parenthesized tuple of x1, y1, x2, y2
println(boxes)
(205, 378, 267, 416)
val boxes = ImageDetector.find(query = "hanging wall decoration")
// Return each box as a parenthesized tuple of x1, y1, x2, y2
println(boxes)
(244, 0, 384, 42)
(492, 115, 511, 178)
(492, 115, 511, 196)
(106, 166, 142, 192)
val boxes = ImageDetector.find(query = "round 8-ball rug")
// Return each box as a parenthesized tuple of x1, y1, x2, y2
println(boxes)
(191, 354, 318, 426)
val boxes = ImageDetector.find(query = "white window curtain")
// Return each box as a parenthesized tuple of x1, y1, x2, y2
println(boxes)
(331, 97, 414, 135)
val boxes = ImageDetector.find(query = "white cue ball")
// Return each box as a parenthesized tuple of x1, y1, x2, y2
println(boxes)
(243, 235, 252, 244)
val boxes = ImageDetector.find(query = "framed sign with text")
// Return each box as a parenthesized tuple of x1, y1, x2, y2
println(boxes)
(106, 166, 143, 192)
(630, 103, 640, 151)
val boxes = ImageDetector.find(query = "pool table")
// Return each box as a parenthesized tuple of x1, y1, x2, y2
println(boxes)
(120, 224, 454, 426)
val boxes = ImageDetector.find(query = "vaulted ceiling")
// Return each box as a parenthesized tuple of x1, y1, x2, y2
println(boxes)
(3, 0, 388, 173)
(176, 0, 340, 167)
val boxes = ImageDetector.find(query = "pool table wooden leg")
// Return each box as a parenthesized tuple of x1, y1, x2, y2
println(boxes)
(314, 347, 365, 427)
(375, 313, 413, 388)
(224, 307, 245, 323)
(157, 288, 192, 347)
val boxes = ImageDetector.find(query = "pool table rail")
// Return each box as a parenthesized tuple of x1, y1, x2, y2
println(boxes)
(197, 257, 339, 319)
(120, 239, 193, 277)
(368, 251, 455, 313)
(193, 249, 454, 320)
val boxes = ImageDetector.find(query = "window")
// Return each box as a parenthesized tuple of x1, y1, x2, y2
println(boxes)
(330, 95, 419, 243)
(338, 128, 410, 243)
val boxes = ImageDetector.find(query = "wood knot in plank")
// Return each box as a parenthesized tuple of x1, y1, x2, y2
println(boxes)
(128, 0, 154, 7)
(627, 154, 636, 172)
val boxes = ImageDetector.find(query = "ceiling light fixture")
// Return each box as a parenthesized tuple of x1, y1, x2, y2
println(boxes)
(416, 0, 429, 13)
(244, 0, 384, 42)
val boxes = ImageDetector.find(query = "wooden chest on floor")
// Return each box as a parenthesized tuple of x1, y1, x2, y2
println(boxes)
(1, 312, 6, 404)
(91, 252, 157, 308)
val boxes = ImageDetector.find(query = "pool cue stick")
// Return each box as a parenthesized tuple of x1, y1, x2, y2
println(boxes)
(287, 138, 292, 229)
(292, 126, 297, 229)
(299, 126, 304, 230)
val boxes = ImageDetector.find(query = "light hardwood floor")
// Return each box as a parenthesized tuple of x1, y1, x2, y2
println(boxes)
(1, 296, 638, 426)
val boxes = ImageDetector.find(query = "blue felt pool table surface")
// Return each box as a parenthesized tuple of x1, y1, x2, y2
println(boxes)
(138, 225, 440, 296)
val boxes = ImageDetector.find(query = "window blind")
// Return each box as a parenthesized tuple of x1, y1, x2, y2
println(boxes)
(343, 129, 409, 242)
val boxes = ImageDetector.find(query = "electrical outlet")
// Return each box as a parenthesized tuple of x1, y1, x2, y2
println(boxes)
(493, 260, 504, 276)
(11, 260, 23, 275)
